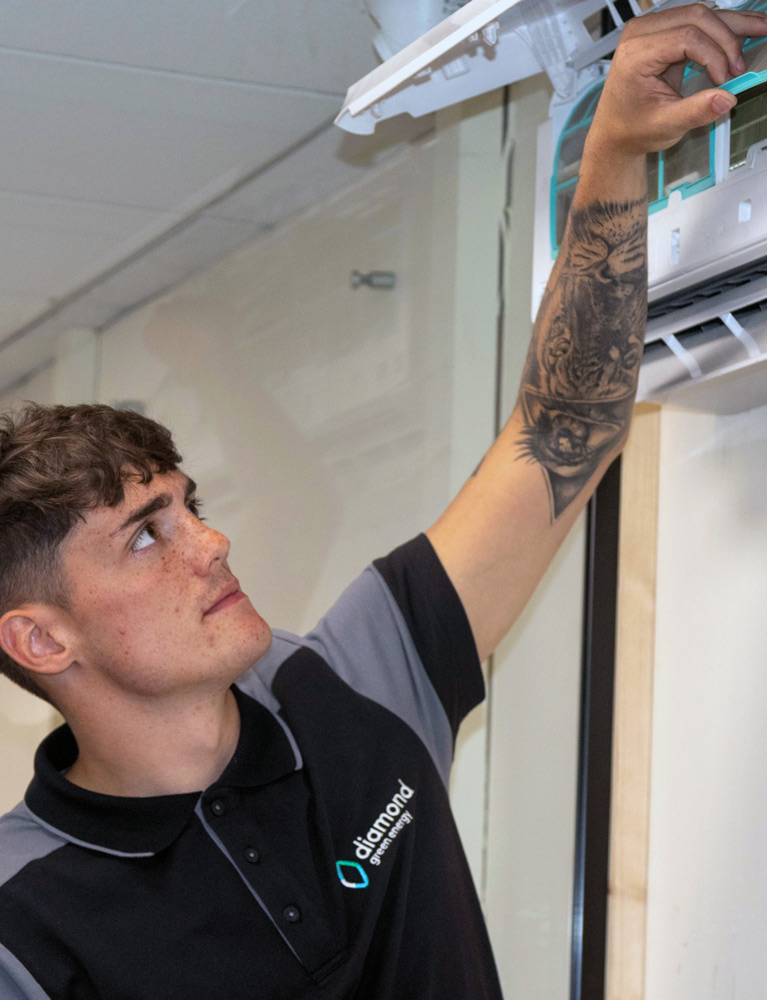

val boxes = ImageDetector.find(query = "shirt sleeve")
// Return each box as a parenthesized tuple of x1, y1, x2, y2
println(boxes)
(296, 534, 485, 785)
(372, 533, 484, 737)
(0, 945, 52, 1000)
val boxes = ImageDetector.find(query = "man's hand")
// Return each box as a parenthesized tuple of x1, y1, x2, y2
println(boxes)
(587, 4, 767, 158)
(427, 4, 767, 663)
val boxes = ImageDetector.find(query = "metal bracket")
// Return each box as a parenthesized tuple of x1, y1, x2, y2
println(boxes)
(350, 270, 397, 290)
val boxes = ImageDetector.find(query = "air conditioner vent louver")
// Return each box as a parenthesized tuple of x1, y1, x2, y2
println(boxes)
(639, 254, 767, 413)
(675, 321, 752, 374)
(647, 253, 767, 320)
(732, 296, 767, 325)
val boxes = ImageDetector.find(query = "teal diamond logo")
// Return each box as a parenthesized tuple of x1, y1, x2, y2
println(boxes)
(336, 860, 369, 889)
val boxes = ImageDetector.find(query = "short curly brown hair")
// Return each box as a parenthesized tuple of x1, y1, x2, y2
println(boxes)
(0, 403, 182, 705)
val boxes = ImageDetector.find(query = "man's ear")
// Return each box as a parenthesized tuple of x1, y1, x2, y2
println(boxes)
(0, 608, 73, 677)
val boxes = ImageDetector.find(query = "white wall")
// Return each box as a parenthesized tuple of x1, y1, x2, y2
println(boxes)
(646, 402, 767, 998)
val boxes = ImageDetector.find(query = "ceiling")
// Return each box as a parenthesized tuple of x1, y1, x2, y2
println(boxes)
(0, 0, 430, 395)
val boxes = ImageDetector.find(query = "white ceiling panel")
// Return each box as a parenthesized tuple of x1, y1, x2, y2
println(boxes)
(0, 191, 160, 237)
(210, 114, 434, 228)
(0, 50, 339, 209)
(80, 216, 265, 313)
(0, 192, 161, 297)
(209, 127, 355, 226)
(0, 0, 378, 96)
(0, 1, 412, 392)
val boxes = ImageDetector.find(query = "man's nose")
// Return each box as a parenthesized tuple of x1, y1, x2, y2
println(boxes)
(186, 517, 231, 573)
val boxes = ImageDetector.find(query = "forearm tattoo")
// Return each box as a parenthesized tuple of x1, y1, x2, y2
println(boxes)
(518, 198, 647, 521)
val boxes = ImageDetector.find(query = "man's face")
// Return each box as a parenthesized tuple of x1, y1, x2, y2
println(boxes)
(59, 470, 271, 700)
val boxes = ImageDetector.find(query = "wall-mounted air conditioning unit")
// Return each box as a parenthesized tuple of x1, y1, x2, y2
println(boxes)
(337, 0, 767, 414)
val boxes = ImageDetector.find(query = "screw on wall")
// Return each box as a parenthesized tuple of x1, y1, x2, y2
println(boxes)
(350, 270, 397, 290)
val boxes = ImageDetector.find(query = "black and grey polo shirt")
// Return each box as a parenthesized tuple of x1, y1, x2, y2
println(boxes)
(0, 534, 504, 999)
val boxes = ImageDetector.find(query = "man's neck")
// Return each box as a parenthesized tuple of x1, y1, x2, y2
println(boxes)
(64, 686, 241, 797)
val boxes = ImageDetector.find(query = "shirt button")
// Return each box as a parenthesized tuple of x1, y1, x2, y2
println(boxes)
(283, 905, 301, 924)
(210, 799, 226, 817)
(243, 846, 260, 864)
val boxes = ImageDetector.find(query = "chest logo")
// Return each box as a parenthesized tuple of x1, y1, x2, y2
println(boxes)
(351, 778, 415, 867)
(336, 860, 369, 889)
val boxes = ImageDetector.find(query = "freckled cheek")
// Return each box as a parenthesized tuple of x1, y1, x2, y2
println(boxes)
(147, 571, 193, 617)
(203, 613, 226, 648)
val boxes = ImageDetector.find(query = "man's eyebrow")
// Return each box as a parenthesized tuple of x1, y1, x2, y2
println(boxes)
(111, 494, 173, 538)
(110, 478, 197, 539)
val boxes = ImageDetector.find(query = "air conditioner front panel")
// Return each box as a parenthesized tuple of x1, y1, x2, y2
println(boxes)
(336, 0, 656, 133)
(532, 7, 767, 413)
(640, 353, 767, 413)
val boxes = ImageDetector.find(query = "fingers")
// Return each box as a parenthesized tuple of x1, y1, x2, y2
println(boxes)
(717, 8, 767, 38)
(623, 4, 767, 79)
(623, 5, 767, 38)
(650, 87, 737, 143)
(585, 3, 765, 158)
(619, 24, 734, 87)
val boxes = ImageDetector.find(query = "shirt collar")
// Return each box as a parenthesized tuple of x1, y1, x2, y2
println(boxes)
(24, 686, 300, 856)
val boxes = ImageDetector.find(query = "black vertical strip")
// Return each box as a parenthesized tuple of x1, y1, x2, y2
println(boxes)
(570, 455, 622, 1000)
(500, 84, 511, 151)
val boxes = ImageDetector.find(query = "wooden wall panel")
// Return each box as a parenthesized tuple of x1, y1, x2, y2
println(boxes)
(605, 402, 661, 1000)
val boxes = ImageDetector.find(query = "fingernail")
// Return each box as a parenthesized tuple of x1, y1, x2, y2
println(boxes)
(735, 56, 747, 74)
(713, 93, 737, 113)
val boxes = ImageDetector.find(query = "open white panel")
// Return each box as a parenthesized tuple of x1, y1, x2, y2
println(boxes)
(336, 0, 665, 134)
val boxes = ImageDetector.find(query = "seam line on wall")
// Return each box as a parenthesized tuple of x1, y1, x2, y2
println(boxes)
(0, 44, 346, 100)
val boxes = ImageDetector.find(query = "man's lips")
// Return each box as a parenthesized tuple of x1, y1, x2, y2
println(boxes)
(204, 580, 245, 616)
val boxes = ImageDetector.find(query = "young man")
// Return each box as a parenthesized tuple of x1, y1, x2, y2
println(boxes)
(1, 7, 764, 997)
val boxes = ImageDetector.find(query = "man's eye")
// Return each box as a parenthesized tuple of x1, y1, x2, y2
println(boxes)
(131, 524, 157, 553)
(187, 497, 205, 521)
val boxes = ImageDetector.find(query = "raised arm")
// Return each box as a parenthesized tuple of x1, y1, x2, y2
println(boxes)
(427, 3, 767, 662)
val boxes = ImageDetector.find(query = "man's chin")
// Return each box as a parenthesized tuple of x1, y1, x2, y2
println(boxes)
(235, 620, 273, 673)
(253, 623, 273, 661)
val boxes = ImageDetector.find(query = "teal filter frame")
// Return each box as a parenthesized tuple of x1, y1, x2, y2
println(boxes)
(548, 1, 767, 257)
